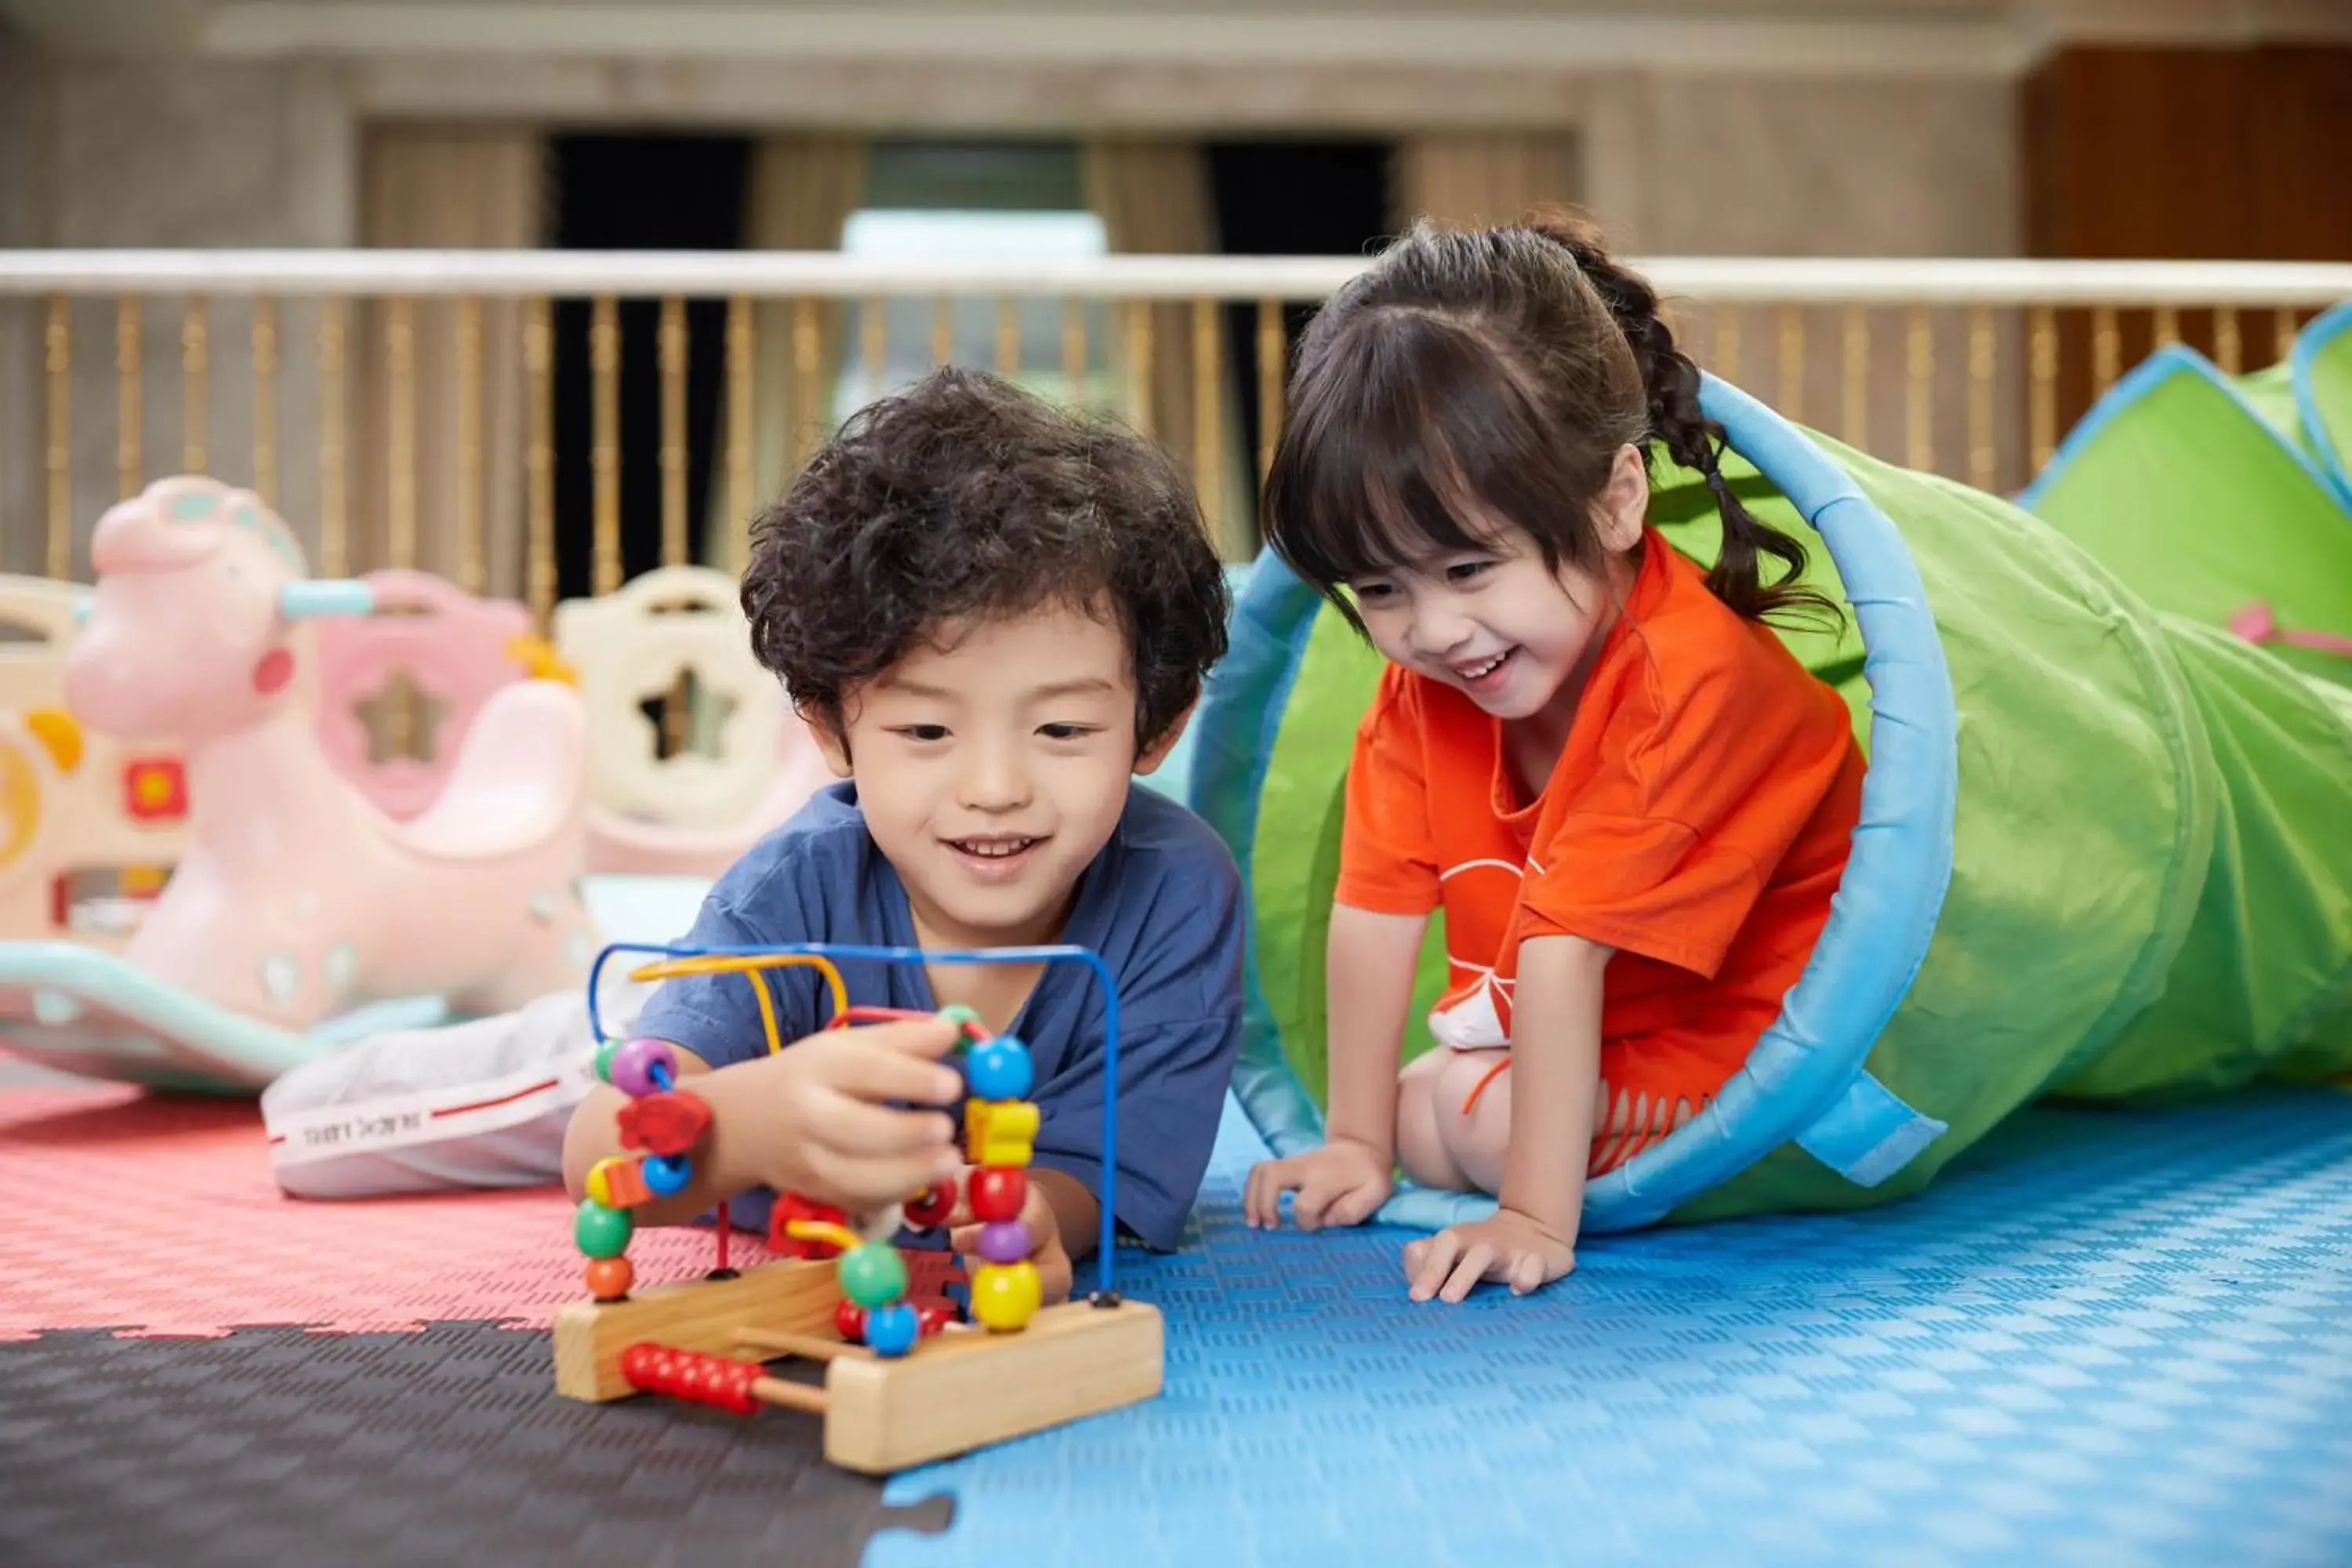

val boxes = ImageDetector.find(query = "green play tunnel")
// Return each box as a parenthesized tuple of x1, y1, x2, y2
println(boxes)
(1191, 318, 2352, 1234)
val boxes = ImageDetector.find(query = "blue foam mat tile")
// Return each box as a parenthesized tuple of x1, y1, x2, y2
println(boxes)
(869, 1091, 2352, 1568)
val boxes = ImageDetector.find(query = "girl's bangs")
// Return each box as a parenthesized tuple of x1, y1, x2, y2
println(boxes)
(1267, 310, 1584, 592)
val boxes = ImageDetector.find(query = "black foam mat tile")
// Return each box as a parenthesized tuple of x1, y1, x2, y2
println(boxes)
(0, 1320, 949, 1567)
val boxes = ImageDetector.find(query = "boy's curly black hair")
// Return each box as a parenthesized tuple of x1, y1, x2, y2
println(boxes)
(742, 367, 1231, 753)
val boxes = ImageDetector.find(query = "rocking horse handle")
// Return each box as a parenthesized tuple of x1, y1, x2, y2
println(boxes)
(2278, 626, 2352, 657)
(280, 580, 376, 621)
(2231, 599, 2352, 659)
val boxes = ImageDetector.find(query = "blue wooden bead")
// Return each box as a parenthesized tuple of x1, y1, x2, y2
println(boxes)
(641, 1153, 692, 1196)
(967, 1036, 1034, 1102)
(864, 1301, 920, 1357)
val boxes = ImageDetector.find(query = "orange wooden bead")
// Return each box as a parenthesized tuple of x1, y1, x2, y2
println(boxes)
(584, 1256, 634, 1301)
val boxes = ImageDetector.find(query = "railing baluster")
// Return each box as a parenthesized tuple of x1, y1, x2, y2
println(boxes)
(2028, 303, 2056, 475)
(1126, 300, 1155, 440)
(2091, 304, 2120, 397)
(996, 299, 1021, 378)
(791, 297, 822, 475)
(117, 298, 142, 501)
(1966, 306, 1995, 493)
(659, 296, 688, 568)
(320, 299, 348, 577)
(862, 296, 887, 403)
(524, 296, 555, 627)
(1062, 299, 1087, 407)
(1712, 304, 1740, 386)
(1776, 305, 1805, 424)
(931, 297, 953, 369)
(590, 294, 621, 596)
(181, 297, 209, 474)
(44, 297, 69, 579)
(1256, 297, 1283, 485)
(2152, 303, 2180, 350)
(1905, 305, 1935, 474)
(252, 297, 278, 508)
(387, 296, 418, 572)
(2215, 306, 2242, 375)
(1192, 297, 1221, 551)
(2273, 307, 2296, 365)
(726, 294, 753, 569)
(1841, 305, 1870, 449)
(456, 296, 486, 593)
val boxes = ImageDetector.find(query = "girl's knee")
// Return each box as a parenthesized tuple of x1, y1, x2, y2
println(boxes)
(1403, 1048, 1512, 1195)
(1396, 1049, 1473, 1192)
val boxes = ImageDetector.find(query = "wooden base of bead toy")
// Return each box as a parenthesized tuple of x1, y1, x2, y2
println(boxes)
(552, 1254, 1163, 1474)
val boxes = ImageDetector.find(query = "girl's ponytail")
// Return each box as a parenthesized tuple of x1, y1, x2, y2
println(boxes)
(1526, 212, 1839, 631)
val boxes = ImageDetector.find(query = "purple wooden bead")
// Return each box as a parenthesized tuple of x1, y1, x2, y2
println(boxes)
(609, 1036, 676, 1098)
(977, 1219, 1032, 1265)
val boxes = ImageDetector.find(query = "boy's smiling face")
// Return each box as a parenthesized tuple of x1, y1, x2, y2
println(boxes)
(815, 599, 1181, 951)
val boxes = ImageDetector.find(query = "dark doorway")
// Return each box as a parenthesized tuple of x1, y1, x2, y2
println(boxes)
(1207, 140, 1396, 524)
(549, 135, 752, 599)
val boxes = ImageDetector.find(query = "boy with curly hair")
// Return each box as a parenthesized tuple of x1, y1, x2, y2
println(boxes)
(560, 368, 1243, 1300)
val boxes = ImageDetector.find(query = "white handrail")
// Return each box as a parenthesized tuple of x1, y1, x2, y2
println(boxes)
(0, 251, 2348, 306)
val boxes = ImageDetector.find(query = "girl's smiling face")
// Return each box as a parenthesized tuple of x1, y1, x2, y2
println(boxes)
(1344, 443, 1650, 732)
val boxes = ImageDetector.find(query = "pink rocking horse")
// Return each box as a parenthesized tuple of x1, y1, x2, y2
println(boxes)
(60, 477, 595, 1031)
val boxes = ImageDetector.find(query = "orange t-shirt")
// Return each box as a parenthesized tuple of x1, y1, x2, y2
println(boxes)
(1335, 527, 1864, 1104)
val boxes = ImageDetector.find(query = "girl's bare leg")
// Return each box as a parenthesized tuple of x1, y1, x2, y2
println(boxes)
(1396, 1047, 1512, 1195)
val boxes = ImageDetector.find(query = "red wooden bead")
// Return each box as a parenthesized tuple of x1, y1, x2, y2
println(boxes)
(615, 1090, 713, 1157)
(902, 1178, 957, 1231)
(583, 1256, 634, 1301)
(967, 1166, 1026, 1224)
(768, 1193, 849, 1259)
(835, 1298, 869, 1343)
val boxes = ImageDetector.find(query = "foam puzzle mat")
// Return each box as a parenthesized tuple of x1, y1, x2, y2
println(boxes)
(872, 1090, 2352, 1568)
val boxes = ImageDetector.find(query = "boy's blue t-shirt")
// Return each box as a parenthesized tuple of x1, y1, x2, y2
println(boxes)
(633, 779, 1245, 1251)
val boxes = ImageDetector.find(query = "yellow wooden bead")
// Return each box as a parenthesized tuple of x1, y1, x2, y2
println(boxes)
(969, 1261, 1042, 1332)
(963, 1099, 1040, 1168)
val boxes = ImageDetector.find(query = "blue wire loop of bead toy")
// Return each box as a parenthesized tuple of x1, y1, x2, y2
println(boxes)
(588, 939, 1126, 1303)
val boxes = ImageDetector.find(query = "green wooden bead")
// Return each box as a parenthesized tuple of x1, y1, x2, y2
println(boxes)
(575, 1199, 633, 1260)
(935, 1004, 984, 1042)
(838, 1242, 909, 1309)
(593, 1040, 621, 1084)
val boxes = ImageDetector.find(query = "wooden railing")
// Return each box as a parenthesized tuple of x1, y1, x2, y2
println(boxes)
(4, 252, 2349, 596)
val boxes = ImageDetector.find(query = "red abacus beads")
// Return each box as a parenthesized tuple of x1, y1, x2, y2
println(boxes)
(620, 1345, 764, 1415)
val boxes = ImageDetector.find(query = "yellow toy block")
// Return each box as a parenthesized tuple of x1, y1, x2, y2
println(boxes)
(964, 1098, 1039, 1168)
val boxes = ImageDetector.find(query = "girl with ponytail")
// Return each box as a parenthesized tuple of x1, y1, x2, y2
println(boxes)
(1240, 212, 1865, 1304)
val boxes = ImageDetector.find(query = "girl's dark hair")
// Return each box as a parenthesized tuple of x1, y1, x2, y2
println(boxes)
(1264, 209, 1834, 631)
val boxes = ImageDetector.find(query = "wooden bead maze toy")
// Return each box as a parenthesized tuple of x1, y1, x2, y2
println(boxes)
(553, 940, 1164, 1474)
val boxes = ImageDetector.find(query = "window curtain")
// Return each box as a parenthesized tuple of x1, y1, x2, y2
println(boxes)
(1083, 140, 1252, 556)
(354, 126, 546, 596)
(1393, 132, 1583, 231)
(731, 135, 869, 568)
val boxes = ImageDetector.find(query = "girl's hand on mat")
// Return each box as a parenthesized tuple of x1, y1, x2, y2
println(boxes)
(1241, 1137, 1392, 1230)
(720, 1016, 966, 1208)
(1403, 1207, 1576, 1304)
(944, 1173, 1075, 1306)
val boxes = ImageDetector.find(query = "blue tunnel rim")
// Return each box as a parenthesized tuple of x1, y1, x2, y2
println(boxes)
(1195, 370, 1962, 1234)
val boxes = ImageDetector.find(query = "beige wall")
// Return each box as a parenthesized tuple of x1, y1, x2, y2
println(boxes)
(5, 49, 2025, 573)
(27, 58, 356, 577)
(1606, 72, 2028, 488)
